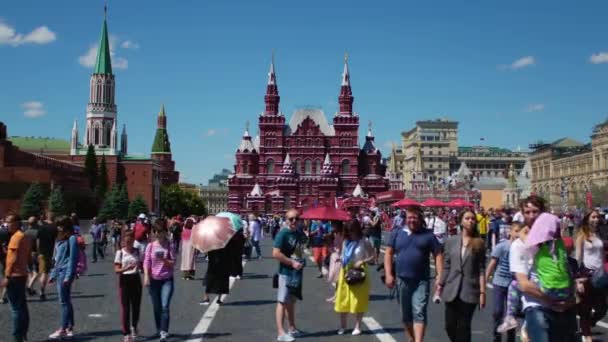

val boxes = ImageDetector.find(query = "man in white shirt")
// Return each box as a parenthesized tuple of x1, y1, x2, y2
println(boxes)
(509, 196, 576, 342)
(425, 210, 447, 244)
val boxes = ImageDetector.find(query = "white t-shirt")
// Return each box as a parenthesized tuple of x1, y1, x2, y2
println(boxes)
(509, 238, 541, 310)
(581, 236, 604, 271)
(513, 211, 524, 224)
(114, 248, 140, 275)
(425, 216, 447, 243)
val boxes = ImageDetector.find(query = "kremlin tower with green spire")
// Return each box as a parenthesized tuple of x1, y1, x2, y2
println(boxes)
(63, 5, 179, 214)
(152, 104, 179, 185)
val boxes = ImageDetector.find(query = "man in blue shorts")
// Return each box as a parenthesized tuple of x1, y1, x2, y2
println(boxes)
(384, 205, 443, 342)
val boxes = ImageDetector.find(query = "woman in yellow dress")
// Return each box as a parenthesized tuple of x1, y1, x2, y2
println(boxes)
(334, 219, 375, 335)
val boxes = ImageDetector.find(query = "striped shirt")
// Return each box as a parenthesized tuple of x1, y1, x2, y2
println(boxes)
(143, 241, 174, 280)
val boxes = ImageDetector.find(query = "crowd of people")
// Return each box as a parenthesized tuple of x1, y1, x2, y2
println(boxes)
(2, 195, 608, 342)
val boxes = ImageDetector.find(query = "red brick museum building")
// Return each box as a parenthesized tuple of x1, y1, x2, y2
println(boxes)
(228, 58, 388, 214)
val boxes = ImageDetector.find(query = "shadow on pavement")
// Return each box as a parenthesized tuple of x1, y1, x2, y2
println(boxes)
(240, 273, 270, 280)
(85, 273, 106, 277)
(369, 294, 393, 301)
(222, 299, 275, 306)
(72, 294, 105, 299)
(72, 329, 122, 340)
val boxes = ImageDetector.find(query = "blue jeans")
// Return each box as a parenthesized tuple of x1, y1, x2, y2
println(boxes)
(493, 286, 515, 342)
(524, 306, 577, 342)
(252, 240, 261, 258)
(7, 276, 29, 340)
(149, 278, 174, 333)
(397, 278, 430, 324)
(58, 280, 74, 330)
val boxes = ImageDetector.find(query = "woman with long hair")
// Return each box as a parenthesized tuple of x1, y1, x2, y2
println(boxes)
(143, 220, 175, 342)
(48, 216, 79, 340)
(326, 221, 345, 303)
(180, 217, 197, 280)
(334, 219, 374, 335)
(438, 209, 486, 342)
(115, 230, 142, 342)
(576, 209, 607, 342)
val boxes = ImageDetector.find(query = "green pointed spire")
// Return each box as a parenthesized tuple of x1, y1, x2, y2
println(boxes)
(94, 14, 113, 75)
(152, 105, 171, 154)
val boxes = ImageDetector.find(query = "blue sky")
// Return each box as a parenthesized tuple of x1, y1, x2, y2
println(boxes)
(1, 0, 608, 184)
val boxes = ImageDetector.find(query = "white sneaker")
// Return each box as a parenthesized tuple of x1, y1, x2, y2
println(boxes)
(159, 331, 169, 341)
(337, 329, 345, 335)
(277, 334, 295, 342)
(352, 328, 361, 336)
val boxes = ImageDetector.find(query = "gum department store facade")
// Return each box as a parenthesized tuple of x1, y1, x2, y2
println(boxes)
(530, 119, 608, 207)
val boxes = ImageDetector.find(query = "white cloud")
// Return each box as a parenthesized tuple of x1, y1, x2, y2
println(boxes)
(499, 56, 536, 70)
(78, 36, 131, 70)
(120, 40, 139, 49)
(525, 103, 545, 112)
(78, 46, 97, 68)
(0, 22, 56, 46)
(206, 129, 217, 137)
(22, 101, 46, 118)
(590, 52, 608, 64)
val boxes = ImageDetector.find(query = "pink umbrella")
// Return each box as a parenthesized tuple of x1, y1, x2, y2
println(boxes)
(191, 216, 237, 253)
(392, 198, 422, 208)
(422, 198, 447, 207)
(301, 206, 352, 221)
(526, 212, 561, 248)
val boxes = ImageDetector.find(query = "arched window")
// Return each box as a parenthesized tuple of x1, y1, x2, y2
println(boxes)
(341, 159, 350, 175)
(284, 196, 290, 210)
(315, 160, 321, 174)
(305, 159, 312, 174)
(93, 122, 101, 145)
(243, 161, 249, 174)
(105, 122, 112, 146)
(295, 160, 302, 174)
(267, 159, 275, 174)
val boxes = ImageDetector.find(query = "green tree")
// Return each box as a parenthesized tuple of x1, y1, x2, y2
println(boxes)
(98, 185, 120, 221)
(160, 184, 186, 217)
(20, 182, 44, 218)
(96, 155, 109, 200)
(84, 144, 98, 190)
(48, 186, 66, 216)
(160, 184, 206, 217)
(185, 191, 207, 216)
(117, 184, 130, 219)
(128, 194, 149, 219)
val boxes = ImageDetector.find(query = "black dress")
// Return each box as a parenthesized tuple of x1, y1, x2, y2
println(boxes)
(227, 231, 245, 277)
(204, 247, 230, 294)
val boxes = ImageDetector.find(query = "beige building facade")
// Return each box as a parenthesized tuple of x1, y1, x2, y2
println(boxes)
(387, 119, 530, 205)
(530, 120, 608, 208)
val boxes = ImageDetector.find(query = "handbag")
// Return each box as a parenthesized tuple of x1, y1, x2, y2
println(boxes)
(344, 267, 366, 285)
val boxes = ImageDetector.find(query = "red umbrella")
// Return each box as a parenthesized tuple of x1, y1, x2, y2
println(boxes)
(422, 198, 447, 207)
(447, 199, 475, 208)
(391, 198, 422, 207)
(301, 206, 352, 221)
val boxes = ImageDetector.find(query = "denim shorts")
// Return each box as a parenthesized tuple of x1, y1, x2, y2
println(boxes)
(397, 278, 430, 324)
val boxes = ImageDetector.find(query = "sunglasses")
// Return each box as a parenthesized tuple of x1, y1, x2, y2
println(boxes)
(287, 217, 299, 222)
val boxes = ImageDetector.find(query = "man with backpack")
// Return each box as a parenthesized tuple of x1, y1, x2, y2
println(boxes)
(133, 214, 150, 257)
